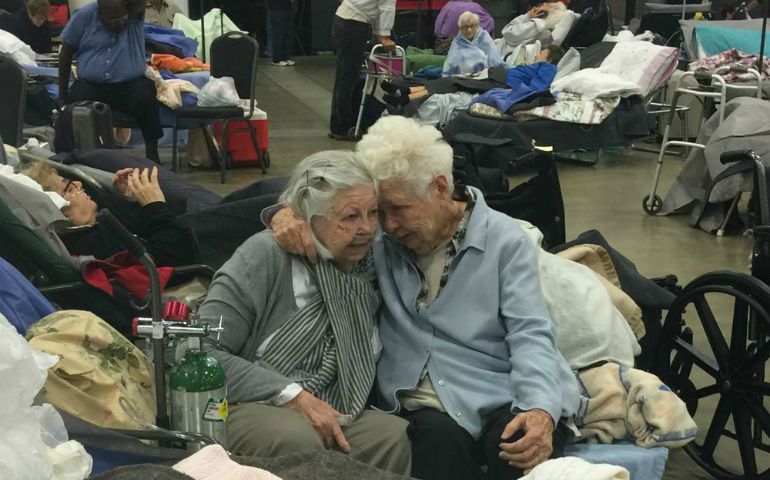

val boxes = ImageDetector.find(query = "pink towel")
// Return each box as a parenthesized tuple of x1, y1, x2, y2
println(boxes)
(173, 445, 283, 480)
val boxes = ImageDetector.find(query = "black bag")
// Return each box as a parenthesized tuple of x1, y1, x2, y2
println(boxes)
(486, 151, 566, 249)
(562, 0, 609, 49)
(450, 133, 510, 194)
(448, 133, 566, 249)
(54, 101, 115, 153)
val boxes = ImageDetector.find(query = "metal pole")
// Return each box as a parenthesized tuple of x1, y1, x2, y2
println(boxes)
(200, 0, 206, 62)
(757, 0, 768, 74)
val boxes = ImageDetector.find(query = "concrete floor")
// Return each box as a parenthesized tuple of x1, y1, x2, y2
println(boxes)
(171, 55, 758, 479)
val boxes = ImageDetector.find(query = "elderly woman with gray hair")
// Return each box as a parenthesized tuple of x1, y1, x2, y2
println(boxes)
(197, 150, 411, 474)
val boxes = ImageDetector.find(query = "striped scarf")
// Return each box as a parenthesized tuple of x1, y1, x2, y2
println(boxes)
(260, 254, 379, 417)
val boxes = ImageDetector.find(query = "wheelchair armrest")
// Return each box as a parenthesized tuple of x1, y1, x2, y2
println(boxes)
(720, 149, 758, 165)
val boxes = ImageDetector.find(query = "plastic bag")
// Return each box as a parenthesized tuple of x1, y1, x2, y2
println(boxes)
(0, 313, 93, 480)
(197, 76, 241, 107)
(172, 9, 243, 61)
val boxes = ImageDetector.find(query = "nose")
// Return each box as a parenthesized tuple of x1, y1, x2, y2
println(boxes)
(381, 211, 399, 234)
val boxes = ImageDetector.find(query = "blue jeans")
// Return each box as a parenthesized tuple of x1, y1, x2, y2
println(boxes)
(269, 8, 294, 62)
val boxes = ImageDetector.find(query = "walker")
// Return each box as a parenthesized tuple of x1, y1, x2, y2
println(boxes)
(351, 44, 407, 140)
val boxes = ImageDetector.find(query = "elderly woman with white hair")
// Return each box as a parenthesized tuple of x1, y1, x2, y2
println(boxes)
(442, 11, 504, 76)
(271, 117, 579, 480)
(197, 150, 411, 474)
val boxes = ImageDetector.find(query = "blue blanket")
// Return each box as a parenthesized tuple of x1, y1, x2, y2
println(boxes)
(471, 62, 556, 112)
(442, 28, 504, 77)
(0, 258, 54, 335)
(144, 24, 198, 58)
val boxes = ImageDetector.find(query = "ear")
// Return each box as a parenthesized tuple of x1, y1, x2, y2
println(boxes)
(433, 174, 452, 200)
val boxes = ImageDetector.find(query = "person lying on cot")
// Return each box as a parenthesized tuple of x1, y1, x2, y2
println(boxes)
(380, 44, 564, 107)
(441, 11, 504, 77)
(501, 1, 577, 49)
(197, 150, 412, 475)
(22, 161, 198, 267)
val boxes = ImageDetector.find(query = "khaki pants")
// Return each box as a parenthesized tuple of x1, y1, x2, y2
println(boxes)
(227, 404, 411, 477)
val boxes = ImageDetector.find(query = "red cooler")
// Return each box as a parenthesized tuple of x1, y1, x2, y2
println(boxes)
(212, 108, 269, 166)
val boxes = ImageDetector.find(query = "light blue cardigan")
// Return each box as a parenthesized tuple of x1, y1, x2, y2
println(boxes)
(374, 187, 579, 439)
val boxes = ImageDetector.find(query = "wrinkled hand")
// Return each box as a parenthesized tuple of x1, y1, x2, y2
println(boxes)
(527, 6, 544, 18)
(378, 35, 396, 52)
(271, 207, 318, 262)
(126, 167, 165, 206)
(499, 409, 554, 471)
(113, 168, 134, 198)
(284, 391, 351, 452)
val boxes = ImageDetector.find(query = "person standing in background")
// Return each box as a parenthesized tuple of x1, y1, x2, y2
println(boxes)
(144, 0, 181, 27)
(328, 0, 395, 141)
(268, 0, 295, 66)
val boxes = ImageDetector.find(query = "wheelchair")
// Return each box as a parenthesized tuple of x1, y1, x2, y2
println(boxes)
(652, 149, 770, 479)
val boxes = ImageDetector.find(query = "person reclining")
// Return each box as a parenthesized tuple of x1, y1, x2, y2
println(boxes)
(23, 162, 197, 267)
(441, 11, 504, 77)
(270, 116, 579, 480)
(58, 0, 163, 162)
(0, 0, 51, 53)
(197, 150, 411, 475)
(502, 1, 577, 49)
(381, 44, 563, 107)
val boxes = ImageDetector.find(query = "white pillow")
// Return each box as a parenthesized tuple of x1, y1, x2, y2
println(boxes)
(551, 69, 641, 99)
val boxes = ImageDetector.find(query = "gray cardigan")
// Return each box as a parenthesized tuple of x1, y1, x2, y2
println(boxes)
(200, 231, 300, 404)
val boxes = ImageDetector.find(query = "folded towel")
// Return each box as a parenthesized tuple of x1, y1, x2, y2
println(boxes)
(521, 456, 629, 480)
(173, 444, 283, 480)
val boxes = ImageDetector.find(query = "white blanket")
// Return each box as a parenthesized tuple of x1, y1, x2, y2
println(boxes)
(521, 456, 629, 480)
(546, 41, 678, 107)
(517, 221, 640, 370)
(0, 30, 36, 66)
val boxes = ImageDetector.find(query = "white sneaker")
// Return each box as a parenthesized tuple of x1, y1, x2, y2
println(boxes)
(272, 61, 289, 66)
(285, 59, 296, 66)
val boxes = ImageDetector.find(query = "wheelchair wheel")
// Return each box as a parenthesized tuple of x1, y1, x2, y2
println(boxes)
(654, 272, 770, 480)
(642, 194, 663, 215)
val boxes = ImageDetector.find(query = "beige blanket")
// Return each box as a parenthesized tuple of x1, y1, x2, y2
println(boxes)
(576, 363, 697, 448)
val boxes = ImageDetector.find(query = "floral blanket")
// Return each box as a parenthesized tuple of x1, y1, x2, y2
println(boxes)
(515, 92, 621, 124)
(689, 48, 770, 83)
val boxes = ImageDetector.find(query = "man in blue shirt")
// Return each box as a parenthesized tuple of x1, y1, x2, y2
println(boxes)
(58, 0, 162, 162)
(270, 116, 580, 480)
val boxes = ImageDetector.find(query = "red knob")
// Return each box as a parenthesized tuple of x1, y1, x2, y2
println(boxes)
(163, 300, 190, 322)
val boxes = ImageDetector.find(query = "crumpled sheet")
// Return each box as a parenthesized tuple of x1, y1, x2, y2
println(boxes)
(689, 48, 770, 82)
(145, 66, 200, 109)
(415, 92, 476, 126)
(0, 312, 93, 480)
(660, 96, 770, 233)
(515, 91, 620, 124)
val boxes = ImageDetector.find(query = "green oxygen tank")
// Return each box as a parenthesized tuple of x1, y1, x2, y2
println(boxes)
(169, 346, 228, 448)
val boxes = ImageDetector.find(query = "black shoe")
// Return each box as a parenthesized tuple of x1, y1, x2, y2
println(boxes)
(380, 80, 410, 97)
(384, 93, 410, 106)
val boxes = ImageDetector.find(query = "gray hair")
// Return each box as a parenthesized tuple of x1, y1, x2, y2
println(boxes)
(458, 11, 480, 28)
(279, 150, 375, 259)
(356, 116, 454, 197)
